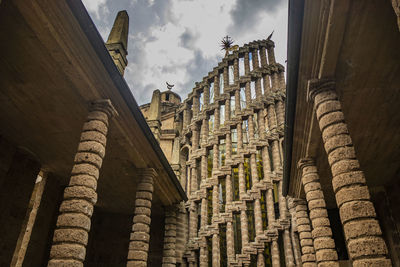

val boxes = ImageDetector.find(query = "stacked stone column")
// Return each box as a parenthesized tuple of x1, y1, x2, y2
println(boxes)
(298, 158, 339, 266)
(127, 168, 157, 267)
(162, 206, 177, 267)
(295, 200, 317, 266)
(48, 99, 117, 267)
(308, 79, 391, 266)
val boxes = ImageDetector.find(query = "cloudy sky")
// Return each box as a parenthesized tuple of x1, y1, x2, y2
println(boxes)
(82, 0, 288, 105)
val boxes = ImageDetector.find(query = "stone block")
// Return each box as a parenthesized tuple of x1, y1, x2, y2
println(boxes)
(343, 219, 382, 240)
(60, 199, 94, 216)
(71, 162, 100, 179)
(340, 200, 376, 223)
(347, 237, 388, 258)
(331, 159, 360, 177)
(318, 112, 344, 131)
(332, 171, 366, 192)
(57, 213, 91, 231)
(64, 185, 97, 204)
(53, 228, 88, 245)
(82, 120, 108, 135)
(50, 244, 86, 260)
(77, 141, 105, 158)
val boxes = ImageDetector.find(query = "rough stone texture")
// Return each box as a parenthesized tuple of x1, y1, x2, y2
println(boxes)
(162, 206, 177, 266)
(295, 200, 317, 266)
(298, 158, 339, 266)
(143, 39, 296, 266)
(127, 169, 157, 267)
(48, 99, 117, 267)
(308, 79, 392, 265)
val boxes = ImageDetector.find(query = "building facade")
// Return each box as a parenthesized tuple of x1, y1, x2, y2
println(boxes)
(141, 39, 303, 266)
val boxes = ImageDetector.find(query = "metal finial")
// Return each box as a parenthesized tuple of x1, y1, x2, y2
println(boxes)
(166, 82, 174, 90)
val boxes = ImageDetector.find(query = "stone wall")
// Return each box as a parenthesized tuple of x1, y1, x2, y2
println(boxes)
(174, 39, 297, 266)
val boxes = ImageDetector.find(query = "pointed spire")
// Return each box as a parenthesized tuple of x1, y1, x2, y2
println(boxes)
(106, 10, 129, 75)
(106, 10, 129, 50)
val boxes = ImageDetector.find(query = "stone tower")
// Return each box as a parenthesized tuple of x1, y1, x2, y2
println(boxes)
(106, 10, 129, 75)
(141, 38, 301, 266)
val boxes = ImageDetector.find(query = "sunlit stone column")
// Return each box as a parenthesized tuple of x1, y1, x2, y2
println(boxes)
(271, 140, 281, 172)
(267, 104, 278, 132)
(240, 209, 249, 247)
(256, 78, 263, 100)
(252, 49, 259, 69)
(193, 95, 199, 117)
(244, 51, 250, 75)
(189, 202, 197, 239)
(234, 58, 239, 83)
(238, 163, 246, 197)
(227, 221, 235, 263)
(264, 75, 272, 95)
(308, 78, 391, 267)
(267, 45, 276, 65)
(298, 158, 339, 266)
(260, 46, 268, 67)
(283, 229, 295, 267)
(48, 100, 117, 267)
(295, 200, 317, 267)
(214, 75, 220, 98)
(275, 99, 285, 127)
(127, 168, 157, 267)
(287, 198, 302, 266)
(271, 240, 281, 267)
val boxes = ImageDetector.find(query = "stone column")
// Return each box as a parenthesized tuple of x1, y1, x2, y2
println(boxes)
(223, 66, 229, 90)
(258, 110, 266, 140)
(278, 181, 287, 220)
(267, 104, 277, 132)
(234, 58, 239, 83)
(47, 100, 117, 267)
(204, 85, 210, 108)
(244, 51, 250, 75)
(226, 133, 232, 161)
(252, 49, 259, 69)
(283, 229, 295, 267)
(193, 96, 199, 117)
(266, 187, 276, 226)
(248, 115, 255, 140)
(275, 100, 285, 127)
(267, 45, 276, 65)
(308, 79, 391, 266)
(200, 238, 207, 267)
(298, 158, 339, 266)
(238, 163, 246, 196)
(287, 198, 302, 266)
(254, 199, 263, 236)
(257, 252, 265, 267)
(183, 108, 189, 130)
(235, 89, 241, 115)
(271, 240, 281, 267)
(162, 206, 177, 267)
(201, 198, 207, 228)
(264, 75, 272, 95)
(271, 73, 279, 92)
(192, 125, 199, 150)
(127, 168, 157, 267)
(227, 221, 235, 263)
(237, 123, 243, 149)
(212, 233, 219, 267)
(271, 140, 281, 172)
(245, 82, 251, 104)
(250, 154, 258, 184)
(278, 72, 286, 92)
(256, 78, 262, 100)
(295, 200, 317, 267)
(262, 145, 272, 179)
(189, 202, 197, 239)
(260, 46, 267, 67)
(240, 209, 249, 246)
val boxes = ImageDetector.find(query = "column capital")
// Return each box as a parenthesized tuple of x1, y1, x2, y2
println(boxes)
(307, 78, 335, 102)
(89, 99, 118, 117)
(297, 157, 316, 170)
(138, 168, 158, 179)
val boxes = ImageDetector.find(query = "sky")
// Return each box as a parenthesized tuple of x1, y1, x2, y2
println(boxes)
(82, 0, 288, 105)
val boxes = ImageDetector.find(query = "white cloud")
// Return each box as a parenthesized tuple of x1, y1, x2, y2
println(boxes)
(82, 0, 288, 104)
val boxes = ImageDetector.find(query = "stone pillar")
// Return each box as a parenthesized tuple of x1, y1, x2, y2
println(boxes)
(212, 233, 220, 266)
(262, 146, 272, 179)
(248, 115, 255, 140)
(127, 168, 157, 267)
(234, 58, 239, 83)
(264, 75, 272, 95)
(266, 187, 276, 226)
(214, 75, 220, 98)
(238, 163, 246, 196)
(287, 198, 302, 266)
(278, 181, 287, 220)
(226, 222, 235, 263)
(271, 73, 279, 92)
(278, 72, 286, 92)
(47, 100, 117, 267)
(240, 209, 249, 247)
(271, 240, 281, 267)
(201, 198, 207, 228)
(308, 79, 391, 266)
(257, 252, 265, 267)
(223, 66, 229, 90)
(204, 85, 210, 108)
(192, 125, 199, 150)
(237, 123, 243, 149)
(260, 46, 267, 67)
(200, 239, 207, 267)
(193, 96, 199, 117)
(250, 153, 258, 184)
(235, 89, 241, 115)
(267, 45, 276, 65)
(275, 100, 285, 127)
(283, 229, 295, 267)
(252, 49, 259, 69)
(255, 78, 262, 100)
(298, 158, 339, 266)
(245, 82, 251, 105)
(189, 202, 197, 239)
(267, 104, 277, 132)
(254, 199, 263, 236)
(271, 140, 281, 172)
(244, 51, 250, 75)
(226, 133, 232, 161)
(183, 108, 189, 130)
(162, 206, 177, 267)
(295, 200, 317, 267)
